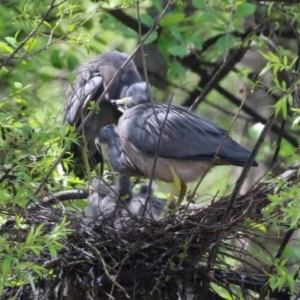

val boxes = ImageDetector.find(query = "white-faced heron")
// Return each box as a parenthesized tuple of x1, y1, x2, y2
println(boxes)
(63, 51, 150, 178)
(86, 176, 165, 229)
(95, 101, 258, 208)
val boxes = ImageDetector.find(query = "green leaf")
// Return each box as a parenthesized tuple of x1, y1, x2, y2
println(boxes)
(2, 255, 12, 278)
(42, 20, 52, 29)
(143, 31, 158, 45)
(198, 11, 217, 23)
(283, 55, 288, 66)
(274, 96, 288, 119)
(0, 42, 13, 54)
(170, 27, 183, 41)
(167, 45, 187, 57)
(67, 55, 79, 70)
(292, 116, 300, 128)
(287, 274, 295, 294)
(191, 38, 202, 50)
(140, 14, 154, 27)
(215, 35, 236, 51)
(23, 37, 38, 52)
(160, 13, 185, 27)
(13, 82, 22, 89)
(236, 3, 257, 17)
(168, 61, 186, 80)
(26, 227, 35, 244)
(259, 63, 272, 76)
(192, 0, 206, 9)
(4, 37, 17, 48)
(28, 273, 36, 293)
(48, 243, 57, 258)
(151, 0, 163, 12)
(51, 50, 65, 69)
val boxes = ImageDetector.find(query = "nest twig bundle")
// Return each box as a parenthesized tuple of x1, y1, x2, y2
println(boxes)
(2, 165, 299, 300)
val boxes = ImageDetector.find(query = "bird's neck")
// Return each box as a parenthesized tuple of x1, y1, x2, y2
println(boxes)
(107, 140, 124, 173)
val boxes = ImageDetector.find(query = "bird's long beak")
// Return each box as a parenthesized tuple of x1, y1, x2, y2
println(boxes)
(111, 96, 132, 113)
(95, 137, 104, 176)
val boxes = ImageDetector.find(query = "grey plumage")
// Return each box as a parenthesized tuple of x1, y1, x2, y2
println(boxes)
(96, 125, 144, 177)
(86, 176, 165, 229)
(96, 103, 257, 185)
(63, 51, 149, 177)
(86, 175, 132, 221)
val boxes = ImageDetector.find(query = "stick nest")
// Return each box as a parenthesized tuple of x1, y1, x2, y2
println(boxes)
(2, 165, 299, 300)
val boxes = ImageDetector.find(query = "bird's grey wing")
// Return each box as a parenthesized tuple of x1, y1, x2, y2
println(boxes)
(64, 75, 103, 125)
(122, 103, 255, 165)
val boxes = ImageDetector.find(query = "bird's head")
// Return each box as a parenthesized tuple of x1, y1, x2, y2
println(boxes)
(95, 125, 119, 159)
(125, 82, 151, 108)
(112, 82, 151, 112)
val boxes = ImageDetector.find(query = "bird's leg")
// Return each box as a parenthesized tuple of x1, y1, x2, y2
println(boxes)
(177, 183, 187, 206)
(111, 97, 132, 112)
(163, 165, 181, 211)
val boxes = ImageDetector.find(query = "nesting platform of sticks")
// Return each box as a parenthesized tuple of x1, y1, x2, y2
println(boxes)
(2, 165, 298, 300)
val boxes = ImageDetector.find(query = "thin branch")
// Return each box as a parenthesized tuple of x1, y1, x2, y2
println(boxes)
(28, 189, 89, 210)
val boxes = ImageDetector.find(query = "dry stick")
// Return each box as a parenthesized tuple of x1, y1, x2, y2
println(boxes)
(27, 189, 89, 210)
(34, 1, 174, 197)
(86, 242, 131, 299)
(202, 114, 275, 298)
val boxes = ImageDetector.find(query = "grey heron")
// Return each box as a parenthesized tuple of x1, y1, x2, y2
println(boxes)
(63, 51, 150, 178)
(95, 102, 258, 208)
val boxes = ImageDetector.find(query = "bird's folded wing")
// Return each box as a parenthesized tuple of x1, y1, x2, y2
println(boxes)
(123, 103, 254, 165)
(64, 76, 103, 125)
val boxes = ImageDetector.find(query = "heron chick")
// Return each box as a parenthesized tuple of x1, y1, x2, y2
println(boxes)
(96, 102, 258, 209)
(86, 176, 165, 230)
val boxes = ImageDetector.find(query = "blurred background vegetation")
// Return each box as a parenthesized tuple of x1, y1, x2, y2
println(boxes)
(0, 0, 300, 298)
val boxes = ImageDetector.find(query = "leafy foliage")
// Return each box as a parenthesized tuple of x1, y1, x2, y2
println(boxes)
(0, 0, 300, 299)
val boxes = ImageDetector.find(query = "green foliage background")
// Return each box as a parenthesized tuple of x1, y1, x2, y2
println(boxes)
(0, 0, 299, 298)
